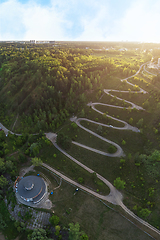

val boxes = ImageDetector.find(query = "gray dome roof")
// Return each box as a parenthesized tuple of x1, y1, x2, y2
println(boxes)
(17, 175, 45, 202)
(24, 179, 34, 190)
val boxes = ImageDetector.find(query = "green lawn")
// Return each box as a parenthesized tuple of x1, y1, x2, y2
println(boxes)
(41, 177, 153, 240)
(39, 144, 110, 195)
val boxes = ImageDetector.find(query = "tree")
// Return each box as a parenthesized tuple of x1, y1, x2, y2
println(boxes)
(129, 118, 133, 124)
(137, 118, 143, 128)
(0, 131, 5, 142)
(55, 225, 61, 236)
(0, 213, 6, 230)
(148, 187, 155, 197)
(80, 109, 85, 117)
(27, 228, 51, 240)
(5, 160, 14, 172)
(71, 122, 78, 130)
(30, 142, 40, 157)
(31, 157, 42, 166)
(120, 159, 125, 164)
(68, 222, 89, 240)
(18, 153, 27, 163)
(56, 132, 71, 150)
(68, 222, 81, 240)
(0, 158, 6, 173)
(114, 177, 126, 190)
(139, 208, 151, 219)
(0, 175, 8, 189)
(78, 177, 84, 184)
(108, 145, 117, 153)
(154, 128, 158, 134)
(80, 234, 89, 240)
(97, 125, 102, 134)
(49, 214, 60, 226)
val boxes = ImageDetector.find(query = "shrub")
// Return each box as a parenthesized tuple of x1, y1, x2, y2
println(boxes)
(120, 159, 125, 164)
(56, 133, 71, 150)
(114, 177, 126, 190)
(49, 215, 60, 226)
(78, 177, 84, 184)
(108, 145, 117, 153)
(139, 208, 151, 219)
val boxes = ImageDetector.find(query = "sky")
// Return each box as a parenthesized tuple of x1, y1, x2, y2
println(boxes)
(0, 0, 160, 42)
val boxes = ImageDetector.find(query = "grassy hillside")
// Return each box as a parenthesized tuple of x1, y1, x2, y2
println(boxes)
(0, 42, 146, 134)
(1, 42, 160, 239)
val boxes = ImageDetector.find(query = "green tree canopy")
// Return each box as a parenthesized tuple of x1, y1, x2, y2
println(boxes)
(0, 175, 8, 189)
(68, 222, 81, 240)
(71, 122, 78, 130)
(137, 118, 143, 128)
(68, 222, 89, 240)
(27, 228, 52, 240)
(0, 158, 6, 173)
(31, 157, 43, 166)
(97, 125, 102, 134)
(114, 177, 126, 190)
(30, 142, 40, 157)
(49, 214, 60, 226)
(139, 208, 151, 219)
(56, 132, 71, 150)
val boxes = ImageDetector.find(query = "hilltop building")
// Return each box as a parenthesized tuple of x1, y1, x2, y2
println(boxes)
(16, 175, 46, 204)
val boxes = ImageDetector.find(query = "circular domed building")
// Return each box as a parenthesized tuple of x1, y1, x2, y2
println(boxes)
(17, 175, 46, 204)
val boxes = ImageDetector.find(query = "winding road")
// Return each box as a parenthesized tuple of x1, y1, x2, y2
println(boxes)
(1, 61, 160, 238)
(44, 62, 160, 238)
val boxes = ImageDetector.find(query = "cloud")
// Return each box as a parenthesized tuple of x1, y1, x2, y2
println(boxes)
(1, 0, 160, 42)
(76, 4, 110, 41)
(0, 0, 69, 40)
(108, 0, 160, 42)
(0, 0, 111, 41)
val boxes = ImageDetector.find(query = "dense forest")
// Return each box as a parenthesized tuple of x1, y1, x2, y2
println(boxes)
(1, 41, 160, 240)
(0, 42, 150, 133)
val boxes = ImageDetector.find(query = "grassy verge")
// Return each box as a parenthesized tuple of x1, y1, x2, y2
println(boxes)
(39, 143, 110, 195)
(81, 121, 146, 154)
(44, 180, 153, 240)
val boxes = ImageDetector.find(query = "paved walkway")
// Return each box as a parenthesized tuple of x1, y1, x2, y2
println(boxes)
(0, 122, 21, 136)
(71, 117, 125, 157)
(143, 65, 157, 76)
(69, 65, 147, 158)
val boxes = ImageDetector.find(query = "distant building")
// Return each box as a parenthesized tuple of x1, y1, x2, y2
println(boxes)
(30, 40, 35, 44)
(49, 41, 55, 44)
(119, 48, 127, 52)
(36, 41, 50, 44)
